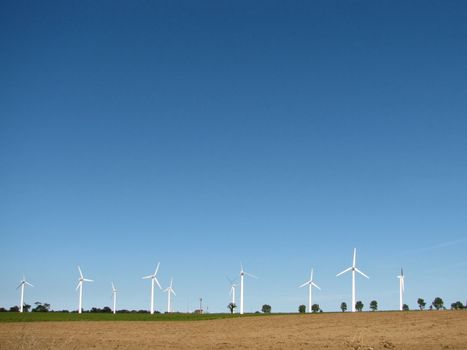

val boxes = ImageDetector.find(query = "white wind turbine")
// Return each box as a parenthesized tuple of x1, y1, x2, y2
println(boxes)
(76, 266, 93, 314)
(111, 282, 117, 314)
(227, 277, 237, 311)
(299, 268, 320, 313)
(239, 263, 257, 315)
(142, 262, 162, 314)
(397, 268, 405, 311)
(336, 248, 369, 312)
(17, 276, 33, 313)
(163, 278, 176, 313)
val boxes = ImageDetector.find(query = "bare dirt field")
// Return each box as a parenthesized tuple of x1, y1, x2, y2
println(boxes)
(1, 311, 466, 349)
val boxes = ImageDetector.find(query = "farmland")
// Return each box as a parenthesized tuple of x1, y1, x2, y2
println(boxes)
(1, 311, 466, 349)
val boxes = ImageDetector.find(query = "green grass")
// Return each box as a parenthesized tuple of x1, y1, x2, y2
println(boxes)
(0, 312, 270, 323)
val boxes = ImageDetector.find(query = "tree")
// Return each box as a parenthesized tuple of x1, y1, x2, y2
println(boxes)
(370, 300, 378, 311)
(298, 305, 306, 313)
(340, 302, 347, 312)
(23, 304, 31, 313)
(451, 301, 464, 310)
(432, 297, 444, 310)
(261, 304, 271, 313)
(402, 304, 409, 311)
(417, 298, 426, 310)
(9, 306, 20, 312)
(311, 304, 320, 313)
(355, 301, 364, 312)
(228, 302, 237, 314)
(32, 302, 50, 312)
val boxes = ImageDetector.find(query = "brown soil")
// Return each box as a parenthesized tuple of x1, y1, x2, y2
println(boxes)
(1, 311, 466, 349)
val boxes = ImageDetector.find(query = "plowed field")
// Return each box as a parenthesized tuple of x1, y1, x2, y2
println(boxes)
(1, 311, 466, 349)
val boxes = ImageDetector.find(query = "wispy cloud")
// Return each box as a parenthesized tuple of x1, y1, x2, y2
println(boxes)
(402, 237, 467, 255)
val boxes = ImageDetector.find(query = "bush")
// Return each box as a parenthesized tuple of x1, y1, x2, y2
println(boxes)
(261, 304, 272, 313)
(370, 300, 378, 311)
(403, 304, 409, 311)
(451, 301, 464, 310)
(298, 305, 306, 313)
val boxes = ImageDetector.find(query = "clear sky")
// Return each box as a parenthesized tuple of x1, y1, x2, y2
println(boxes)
(1, 1, 466, 313)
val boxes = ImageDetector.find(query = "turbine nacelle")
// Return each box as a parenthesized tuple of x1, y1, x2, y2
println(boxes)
(142, 262, 162, 289)
(164, 278, 176, 296)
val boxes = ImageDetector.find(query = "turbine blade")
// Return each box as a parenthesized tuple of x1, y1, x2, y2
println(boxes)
(78, 266, 83, 279)
(154, 277, 162, 289)
(16, 282, 23, 289)
(154, 262, 160, 276)
(244, 271, 258, 279)
(142, 275, 153, 279)
(299, 281, 310, 288)
(112, 282, 115, 291)
(355, 268, 369, 279)
(83, 278, 93, 282)
(312, 282, 321, 290)
(311, 268, 314, 281)
(25, 281, 34, 287)
(353, 248, 356, 267)
(76, 281, 82, 290)
(336, 267, 352, 277)
(171, 289, 176, 296)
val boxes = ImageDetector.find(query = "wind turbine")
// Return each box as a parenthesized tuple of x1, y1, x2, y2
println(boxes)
(397, 268, 405, 311)
(299, 268, 320, 313)
(164, 278, 176, 313)
(142, 262, 162, 314)
(111, 282, 117, 314)
(227, 277, 237, 311)
(76, 266, 93, 314)
(336, 248, 369, 312)
(17, 276, 33, 313)
(239, 263, 257, 315)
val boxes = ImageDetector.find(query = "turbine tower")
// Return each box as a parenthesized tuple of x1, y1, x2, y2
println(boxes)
(164, 278, 176, 313)
(336, 248, 369, 312)
(111, 282, 117, 314)
(142, 262, 162, 314)
(397, 268, 405, 311)
(17, 276, 33, 313)
(239, 263, 257, 315)
(299, 268, 320, 313)
(226, 276, 237, 311)
(76, 266, 93, 314)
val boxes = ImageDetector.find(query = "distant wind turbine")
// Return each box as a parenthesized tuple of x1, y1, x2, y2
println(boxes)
(239, 263, 257, 315)
(142, 262, 162, 314)
(111, 282, 117, 314)
(164, 278, 176, 313)
(17, 276, 33, 313)
(397, 268, 405, 311)
(299, 268, 320, 313)
(336, 248, 369, 312)
(227, 277, 237, 311)
(76, 266, 93, 314)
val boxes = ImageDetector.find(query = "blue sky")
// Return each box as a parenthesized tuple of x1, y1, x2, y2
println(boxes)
(1, 0, 466, 313)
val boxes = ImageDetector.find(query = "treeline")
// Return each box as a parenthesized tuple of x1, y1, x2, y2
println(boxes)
(296, 297, 466, 313)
